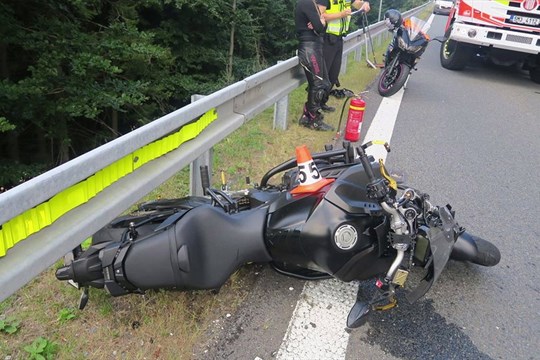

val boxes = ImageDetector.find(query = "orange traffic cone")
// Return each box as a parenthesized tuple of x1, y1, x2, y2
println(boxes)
(290, 145, 335, 195)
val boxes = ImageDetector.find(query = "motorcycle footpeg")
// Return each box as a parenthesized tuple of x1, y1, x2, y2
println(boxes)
(371, 279, 399, 311)
(373, 294, 398, 311)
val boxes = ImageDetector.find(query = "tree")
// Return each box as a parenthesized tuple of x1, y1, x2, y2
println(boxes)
(0, 0, 177, 176)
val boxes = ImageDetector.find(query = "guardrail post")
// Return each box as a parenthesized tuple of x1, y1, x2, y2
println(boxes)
(273, 61, 288, 130)
(190, 94, 213, 196)
(340, 54, 348, 74)
(355, 46, 363, 62)
(273, 96, 288, 130)
(190, 148, 213, 196)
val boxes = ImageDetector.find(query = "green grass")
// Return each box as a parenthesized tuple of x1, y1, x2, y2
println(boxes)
(0, 23, 427, 358)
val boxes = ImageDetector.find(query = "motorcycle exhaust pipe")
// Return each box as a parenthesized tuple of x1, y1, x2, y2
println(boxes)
(451, 231, 501, 267)
(55, 243, 109, 289)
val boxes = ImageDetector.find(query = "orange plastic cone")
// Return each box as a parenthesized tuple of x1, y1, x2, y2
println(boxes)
(290, 145, 335, 194)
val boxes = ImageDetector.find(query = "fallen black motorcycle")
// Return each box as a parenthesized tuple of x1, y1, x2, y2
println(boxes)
(378, 10, 440, 97)
(56, 141, 500, 328)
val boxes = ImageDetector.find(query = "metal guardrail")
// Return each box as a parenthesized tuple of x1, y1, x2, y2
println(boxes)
(0, 5, 426, 302)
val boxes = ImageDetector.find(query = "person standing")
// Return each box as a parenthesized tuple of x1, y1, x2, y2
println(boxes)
(295, 0, 335, 131)
(318, 0, 371, 112)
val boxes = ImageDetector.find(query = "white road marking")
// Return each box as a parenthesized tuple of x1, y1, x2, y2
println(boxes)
(364, 89, 405, 162)
(276, 88, 405, 359)
(275, 280, 357, 360)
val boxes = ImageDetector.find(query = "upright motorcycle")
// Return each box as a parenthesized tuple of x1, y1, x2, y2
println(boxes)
(56, 141, 500, 328)
(378, 11, 433, 97)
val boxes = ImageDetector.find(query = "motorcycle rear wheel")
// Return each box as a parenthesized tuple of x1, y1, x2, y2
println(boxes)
(377, 63, 411, 97)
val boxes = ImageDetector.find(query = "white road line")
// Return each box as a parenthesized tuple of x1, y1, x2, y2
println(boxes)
(364, 89, 405, 162)
(275, 88, 405, 360)
(275, 280, 357, 360)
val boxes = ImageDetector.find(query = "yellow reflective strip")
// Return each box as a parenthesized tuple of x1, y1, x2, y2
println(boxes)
(349, 105, 365, 111)
(24, 207, 41, 234)
(9, 217, 27, 247)
(35, 203, 52, 229)
(0, 109, 217, 257)
(3, 223, 14, 249)
(0, 229, 5, 257)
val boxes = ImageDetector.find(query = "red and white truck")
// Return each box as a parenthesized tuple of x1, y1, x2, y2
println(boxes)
(439, 0, 540, 83)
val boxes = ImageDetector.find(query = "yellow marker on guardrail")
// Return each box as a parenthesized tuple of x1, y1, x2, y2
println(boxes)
(0, 108, 217, 257)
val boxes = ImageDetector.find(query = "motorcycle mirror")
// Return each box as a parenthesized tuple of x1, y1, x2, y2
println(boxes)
(346, 299, 371, 328)
(431, 36, 448, 43)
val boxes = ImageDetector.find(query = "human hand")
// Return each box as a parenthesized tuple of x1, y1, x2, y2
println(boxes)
(361, 2, 371, 12)
(343, 8, 352, 17)
(320, 15, 326, 26)
(307, 21, 313, 29)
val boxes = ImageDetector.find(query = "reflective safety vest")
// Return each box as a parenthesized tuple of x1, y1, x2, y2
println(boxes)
(326, 0, 352, 36)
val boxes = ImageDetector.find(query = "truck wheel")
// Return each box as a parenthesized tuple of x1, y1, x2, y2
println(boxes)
(530, 67, 540, 84)
(440, 29, 472, 70)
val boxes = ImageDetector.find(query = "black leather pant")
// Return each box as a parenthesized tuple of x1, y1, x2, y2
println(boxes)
(298, 40, 331, 117)
(323, 33, 344, 88)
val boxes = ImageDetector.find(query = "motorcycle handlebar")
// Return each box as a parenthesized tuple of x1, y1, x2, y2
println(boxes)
(259, 147, 353, 188)
(355, 146, 376, 182)
(356, 141, 392, 201)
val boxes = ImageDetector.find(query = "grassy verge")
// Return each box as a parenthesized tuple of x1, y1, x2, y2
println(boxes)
(3, 16, 441, 356)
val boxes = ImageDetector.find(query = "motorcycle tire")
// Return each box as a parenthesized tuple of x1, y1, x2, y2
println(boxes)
(466, 236, 501, 267)
(451, 232, 501, 267)
(377, 63, 411, 97)
(440, 28, 472, 70)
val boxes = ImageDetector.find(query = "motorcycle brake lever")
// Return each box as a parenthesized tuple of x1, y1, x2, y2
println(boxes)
(360, 140, 390, 153)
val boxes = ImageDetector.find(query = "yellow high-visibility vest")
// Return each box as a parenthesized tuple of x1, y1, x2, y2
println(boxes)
(326, 0, 352, 36)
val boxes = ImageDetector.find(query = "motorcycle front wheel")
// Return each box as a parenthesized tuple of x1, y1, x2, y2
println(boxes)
(377, 63, 411, 97)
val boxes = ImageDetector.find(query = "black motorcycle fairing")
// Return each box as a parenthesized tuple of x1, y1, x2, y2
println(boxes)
(406, 206, 459, 303)
(385, 26, 428, 70)
(265, 182, 387, 279)
(333, 219, 393, 282)
(91, 197, 210, 246)
(138, 196, 211, 212)
(323, 163, 384, 215)
(265, 192, 325, 270)
(123, 204, 272, 291)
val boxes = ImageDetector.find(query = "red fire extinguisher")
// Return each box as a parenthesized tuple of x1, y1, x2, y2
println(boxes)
(344, 97, 366, 142)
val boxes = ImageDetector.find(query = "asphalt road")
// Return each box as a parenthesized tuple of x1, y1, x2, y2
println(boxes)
(195, 14, 540, 360)
(369, 15, 540, 360)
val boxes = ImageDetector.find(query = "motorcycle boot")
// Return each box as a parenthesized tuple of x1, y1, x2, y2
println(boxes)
(321, 103, 336, 112)
(320, 90, 335, 112)
(299, 106, 335, 132)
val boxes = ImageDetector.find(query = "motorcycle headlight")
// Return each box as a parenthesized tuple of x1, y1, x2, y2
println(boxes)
(409, 45, 424, 54)
(397, 37, 425, 54)
(397, 36, 408, 51)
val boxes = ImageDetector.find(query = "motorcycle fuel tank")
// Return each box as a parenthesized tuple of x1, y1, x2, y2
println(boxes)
(265, 164, 392, 281)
